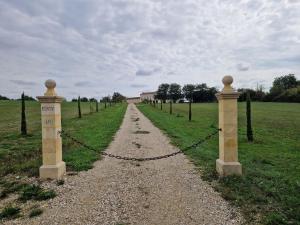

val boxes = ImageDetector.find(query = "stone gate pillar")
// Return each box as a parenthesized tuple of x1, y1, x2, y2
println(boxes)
(215, 75, 242, 176)
(37, 79, 66, 179)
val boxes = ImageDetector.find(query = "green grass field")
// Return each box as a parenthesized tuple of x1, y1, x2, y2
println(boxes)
(0, 100, 127, 177)
(138, 102, 300, 225)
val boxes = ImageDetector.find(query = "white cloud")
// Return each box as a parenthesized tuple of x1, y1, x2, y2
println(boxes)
(237, 63, 250, 71)
(0, 0, 299, 99)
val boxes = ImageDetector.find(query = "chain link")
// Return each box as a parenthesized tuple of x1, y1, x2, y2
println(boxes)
(58, 128, 220, 162)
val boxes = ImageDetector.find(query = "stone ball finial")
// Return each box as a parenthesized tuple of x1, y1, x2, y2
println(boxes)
(222, 75, 233, 86)
(44, 79, 57, 96)
(222, 75, 234, 92)
(45, 79, 56, 89)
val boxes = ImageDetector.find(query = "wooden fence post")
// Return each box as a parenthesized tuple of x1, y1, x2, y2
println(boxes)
(188, 101, 192, 121)
(37, 80, 66, 179)
(215, 75, 242, 176)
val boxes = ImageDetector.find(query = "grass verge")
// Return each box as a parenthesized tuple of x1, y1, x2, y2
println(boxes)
(0, 101, 126, 221)
(138, 102, 300, 225)
(0, 101, 127, 177)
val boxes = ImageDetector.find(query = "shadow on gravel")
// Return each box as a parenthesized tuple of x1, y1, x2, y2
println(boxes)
(133, 131, 150, 134)
(132, 142, 142, 148)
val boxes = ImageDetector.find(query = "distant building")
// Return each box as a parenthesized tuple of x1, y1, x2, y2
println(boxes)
(140, 91, 156, 101)
(126, 97, 141, 104)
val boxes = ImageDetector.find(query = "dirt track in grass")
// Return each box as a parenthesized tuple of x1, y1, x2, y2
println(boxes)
(7, 103, 243, 225)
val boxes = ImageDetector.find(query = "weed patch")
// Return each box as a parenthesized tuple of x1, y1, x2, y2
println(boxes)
(29, 208, 43, 218)
(0, 206, 21, 220)
(19, 184, 56, 202)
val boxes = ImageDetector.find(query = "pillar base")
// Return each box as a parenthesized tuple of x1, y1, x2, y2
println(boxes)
(40, 161, 66, 179)
(216, 159, 242, 177)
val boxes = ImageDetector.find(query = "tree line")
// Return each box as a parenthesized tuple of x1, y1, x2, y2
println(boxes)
(0, 92, 126, 103)
(153, 74, 299, 103)
(15, 91, 126, 136)
(155, 83, 217, 103)
(239, 74, 300, 102)
(71, 92, 126, 103)
(0, 94, 36, 101)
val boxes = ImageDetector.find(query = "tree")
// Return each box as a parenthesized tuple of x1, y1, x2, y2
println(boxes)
(238, 88, 266, 102)
(193, 84, 217, 102)
(102, 96, 111, 103)
(21, 92, 27, 135)
(112, 92, 126, 102)
(246, 92, 253, 142)
(238, 89, 256, 102)
(182, 84, 195, 101)
(0, 95, 9, 100)
(272, 74, 297, 90)
(255, 84, 266, 101)
(266, 74, 300, 102)
(17, 95, 36, 101)
(80, 97, 89, 102)
(168, 83, 182, 102)
(156, 84, 170, 102)
(78, 96, 82, 118)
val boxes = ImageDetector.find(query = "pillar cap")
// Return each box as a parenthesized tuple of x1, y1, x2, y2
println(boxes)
(215, 75, 240, 100)
(37, 95, 64, 103)
(222, 75, 234, 92)
(44, 79, 57, 96)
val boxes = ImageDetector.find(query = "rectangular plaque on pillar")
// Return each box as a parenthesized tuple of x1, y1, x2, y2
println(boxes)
(37, 79, 66, 179)
(215, 76, 242, 176)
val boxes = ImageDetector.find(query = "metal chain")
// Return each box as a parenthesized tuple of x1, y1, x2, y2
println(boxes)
(58, 128, 220, 162)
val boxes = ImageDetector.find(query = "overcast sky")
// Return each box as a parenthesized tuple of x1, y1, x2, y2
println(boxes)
(0, 0, 300, 99)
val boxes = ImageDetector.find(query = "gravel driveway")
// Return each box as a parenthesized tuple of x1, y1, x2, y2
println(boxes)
(8, 103, 243, 225)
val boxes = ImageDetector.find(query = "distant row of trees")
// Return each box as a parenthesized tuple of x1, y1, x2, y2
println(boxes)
(238, 74, 300, 102)
(0, 95, 9, 100)
(0, 94, 36, 101)
(16, 91, 126, 135)
(71, 92, 126, 103)
(153, 74, 299, 103)
(155, 83, 217, 103)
